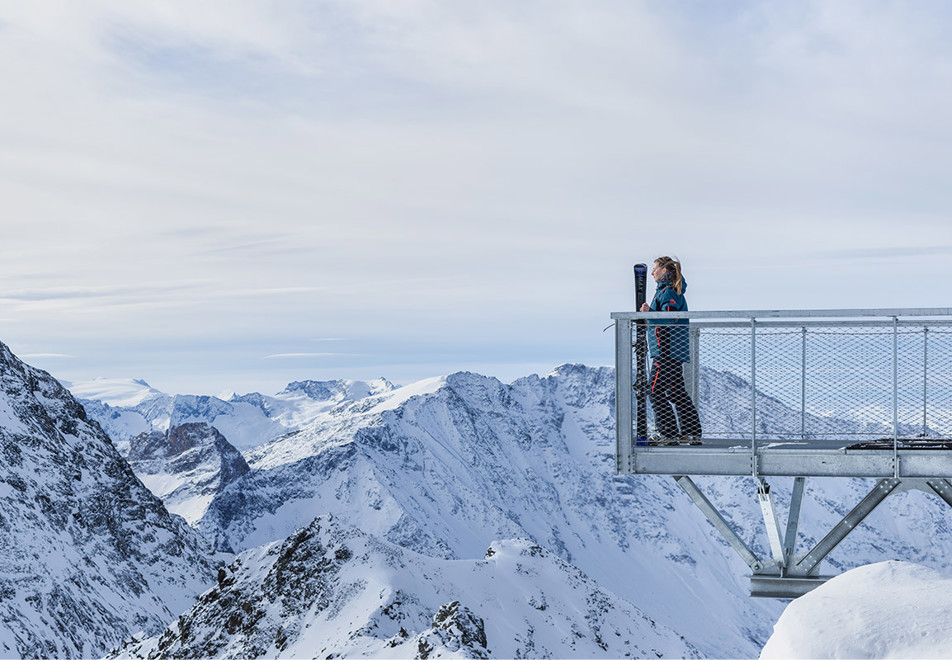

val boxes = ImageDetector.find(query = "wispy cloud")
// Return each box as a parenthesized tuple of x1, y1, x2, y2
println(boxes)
(0, 283, 204, 302)
(815, 246, 952, 260)
(262, 352, 359, 360)
(197, 238, 310, 257)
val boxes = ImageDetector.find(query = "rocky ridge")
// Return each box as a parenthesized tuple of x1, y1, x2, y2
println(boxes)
(113, 515, 700, 659)
(0, 341, 216, 659)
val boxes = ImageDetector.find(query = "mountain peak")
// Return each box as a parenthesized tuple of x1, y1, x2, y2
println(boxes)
(279, 379, 348, 399)
(127, 422, 250, 525)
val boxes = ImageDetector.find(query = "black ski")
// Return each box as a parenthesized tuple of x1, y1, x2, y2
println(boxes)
(634, 264, 648, 446)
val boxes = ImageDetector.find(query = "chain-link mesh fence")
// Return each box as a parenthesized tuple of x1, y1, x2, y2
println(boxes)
(634, 319, 952, 446)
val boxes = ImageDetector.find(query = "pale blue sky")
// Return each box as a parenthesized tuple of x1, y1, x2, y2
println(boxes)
(2, 1, 952, 394)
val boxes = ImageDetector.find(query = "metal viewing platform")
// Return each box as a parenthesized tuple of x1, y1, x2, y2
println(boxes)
(613, 298, 952, 599)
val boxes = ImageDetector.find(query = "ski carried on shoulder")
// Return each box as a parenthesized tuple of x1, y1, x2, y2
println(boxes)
(634, 264, 648, 446)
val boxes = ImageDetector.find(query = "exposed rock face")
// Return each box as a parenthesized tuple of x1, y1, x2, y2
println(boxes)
(0, 341, 216, 659)
(277, 378, 395, 401)
(415, 601, 489, 659)
(127, 423, 250, 525)
(112, 516, 699, 659)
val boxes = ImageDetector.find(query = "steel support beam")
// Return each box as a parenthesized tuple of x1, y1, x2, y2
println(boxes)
(783, 477, 806, 567)
(674, 476, 764, 572)
(794, 478, 901, 576)
(621, 447, 952, 478)
(750, 575, 829, 599)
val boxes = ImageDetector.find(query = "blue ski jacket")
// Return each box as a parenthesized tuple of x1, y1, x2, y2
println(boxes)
(646, 277, 690, 362)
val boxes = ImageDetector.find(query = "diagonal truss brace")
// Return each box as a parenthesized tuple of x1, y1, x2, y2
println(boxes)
(674, 476, 764, 572)
(926, 478, 952, 508)
(792, 478, 901, 576)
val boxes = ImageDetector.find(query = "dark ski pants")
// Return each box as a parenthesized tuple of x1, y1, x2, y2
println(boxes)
(649, 358, 702, 439)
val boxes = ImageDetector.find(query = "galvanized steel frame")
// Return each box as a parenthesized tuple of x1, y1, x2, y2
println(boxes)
(613, 308, 952, 599)
(674, 474, 952, 598)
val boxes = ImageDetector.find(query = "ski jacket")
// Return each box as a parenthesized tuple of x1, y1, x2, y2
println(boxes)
(646, 277, 691, 362)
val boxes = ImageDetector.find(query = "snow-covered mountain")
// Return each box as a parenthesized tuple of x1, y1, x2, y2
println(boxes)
(138, 364, 775, 658)
(113, 515, 701, 659)
(72, 377, 395, 452)
(760, 561, 952, 658)
(61, 361, 952, 658)
(127, 422, 250, 524)
(180, 364, 951, 657)
(0, 342, 216, 659)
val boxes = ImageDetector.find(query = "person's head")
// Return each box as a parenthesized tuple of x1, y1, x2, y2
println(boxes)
(651, 256, 683, 294)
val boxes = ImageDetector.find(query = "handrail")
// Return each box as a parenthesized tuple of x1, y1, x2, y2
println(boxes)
(611, 307, 952, 320)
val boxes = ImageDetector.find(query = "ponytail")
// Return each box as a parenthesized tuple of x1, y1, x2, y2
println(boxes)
(653, 256, 683, 295)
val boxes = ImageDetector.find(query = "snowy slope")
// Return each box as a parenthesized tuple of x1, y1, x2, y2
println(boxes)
(74, 378, 395, 451)
(186, 364, 952, 658)
(0, 341, 216, 659)
(760, 561, 952, 659)
(185, 365, 780, 658)
(113, 515, 701, 659)
(61, 376, 164, 408)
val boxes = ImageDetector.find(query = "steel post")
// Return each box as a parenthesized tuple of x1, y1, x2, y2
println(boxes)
(924, 327, 929, 435)
(615, 318, 633, 474)
(757, 479, 786, 568)
(801, 328, 807, 442)
(751, 319, 757, 476)
(893, 317, 899, 476)
(783, 477, 806, 567)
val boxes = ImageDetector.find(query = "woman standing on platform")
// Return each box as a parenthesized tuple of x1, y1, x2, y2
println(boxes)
(639, 256, 703, 445)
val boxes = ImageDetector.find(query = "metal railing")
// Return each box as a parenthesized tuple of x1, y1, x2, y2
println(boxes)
(612, 309, 952, 470)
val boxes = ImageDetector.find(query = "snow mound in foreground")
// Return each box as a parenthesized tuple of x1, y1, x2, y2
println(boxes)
(761, 561, 952, 659)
